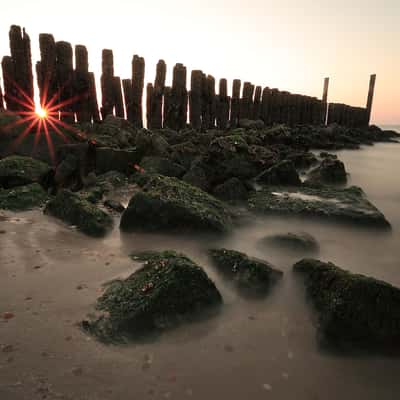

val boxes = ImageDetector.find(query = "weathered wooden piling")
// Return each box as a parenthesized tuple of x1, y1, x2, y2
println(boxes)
(146, 83, 153, 129)
(240, 82, 254, 120)
(88, 72, 100, 122)
(216, 78, 230, 129)
(150, 60, 166, 129)
(55, 41, 74, 122)
(1, 56, 16, 110)
(261, 87, 271, 125)
(131, 55, 145, 128)
(322, 77, 329, 125)
(9, 25, 34, 111)
(230, 79, 241, 128)
(164, 64, 187, 130)
(189, 70, 203, 130)
(122, 79, 133, 122)
(205, 75, 216, 129)
(252, 85, 262, 120)
(74, 44, 91, 122)
(365, 74, 376, 126)
(113, 77, 124, 118)
(101, 49, 115, 119)
(36, 33, 57, 107)
(0, 81, 3, 109)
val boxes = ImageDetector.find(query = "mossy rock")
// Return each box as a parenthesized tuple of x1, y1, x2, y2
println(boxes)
(44, 189, 113, 237)
(258, 232, 319, 253)
(0, 183, 49, 211)
(83, 250, 222, 341)
(208, 248, 283, 296)
(140, 156, 186, 178)
(0, 156, 51, 188)
(212, 177, 249, 202)
(255, 160, 301, 186)
(120, 175, 233, 233)
(294, 258, 400, 351)
(248, 185, 390, 228)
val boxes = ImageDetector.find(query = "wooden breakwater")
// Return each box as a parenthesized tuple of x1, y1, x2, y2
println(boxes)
(0, 25, 376, 130)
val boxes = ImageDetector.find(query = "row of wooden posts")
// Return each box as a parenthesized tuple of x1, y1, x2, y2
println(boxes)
(0, 25, 376, 131)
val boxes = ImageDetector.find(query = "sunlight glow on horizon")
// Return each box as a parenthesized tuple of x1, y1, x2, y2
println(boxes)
(0, 0, 399, 125)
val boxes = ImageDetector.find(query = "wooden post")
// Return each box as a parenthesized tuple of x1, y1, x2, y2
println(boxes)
(189, 70, 203, 130)
(322, 77, 329, 125)
(365, 74, 376, 126)
(230, 79, 241, 128)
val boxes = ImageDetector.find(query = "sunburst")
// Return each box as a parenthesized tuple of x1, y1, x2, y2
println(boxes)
(1, 74, 89, 164)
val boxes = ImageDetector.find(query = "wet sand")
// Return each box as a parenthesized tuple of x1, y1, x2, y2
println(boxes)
(1, 142, 400, 400)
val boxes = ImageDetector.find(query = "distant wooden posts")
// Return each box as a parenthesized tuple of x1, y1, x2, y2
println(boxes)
(189, 70, 203, 130)
(131, 55, 145, 128)
(1, 26, 34, 112)
(74, 45, 91, 122)
(164, 63, 187, 131)
(230, 79, 241, 128)
(252, 85, 262, 120)
(148, 60, 166, 129)
(261, 87, 271, 125)
(240, 82, 254, 120)
(365, 74, 376, 126)
(322, 77, 329, 125)
(216, 78, 230, 129)
(101, 49, 115, 119)
(146, 83, 153, 129)
(113, 77, 124, 118)
(0, 80, 3, 109)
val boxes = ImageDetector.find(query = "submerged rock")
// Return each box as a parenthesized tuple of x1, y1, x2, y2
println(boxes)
(259, 232, 319, 253)
(208, 248, 283, 295)
(307, 158, 347, 185)
(0, 183, 49, 211)
(248, 185, 390, 228)
(0, 156, 51, 188)
(255, 160, 301, 186)
(44, 189, 113, 236)
(120, 175, 233, 233)
(294, 258, 400, 351)
(84, 250, 222, 341)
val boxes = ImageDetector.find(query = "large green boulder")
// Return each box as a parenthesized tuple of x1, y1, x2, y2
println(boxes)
(83, 251, 222, 341)
(0, 183, 49, 211)
(0, 156, 51, 188)
(44, 189, 113, 236)
(120, 175, 233, 233)
(294, 259, 400, 351)
(208, 248, 283, 295)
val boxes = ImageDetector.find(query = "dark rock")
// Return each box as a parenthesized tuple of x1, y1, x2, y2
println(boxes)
(259, 232, 319, 253)
(0, 183, 49, 211)
(208, 248, 283, 295)
(95, 147, 140, 175)
(140, 156, 185, 178)
(307, 157, 347, 185)
(0, 156, 51, 188)
(84, 250, 222, 341)
(294, 258, 400, 351)
(212, 177, 249, 202)
(256, 160, 301, 186)
(238, 119, 265, 130)
(120, 175, 233, 233)
(104, 199, 125, 213)
(44, 189, 113, 237)
(182, 162, 210, 192)
(249, 185, 390, 228)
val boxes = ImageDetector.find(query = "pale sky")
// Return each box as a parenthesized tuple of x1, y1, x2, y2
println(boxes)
(0, 0, 399, 124)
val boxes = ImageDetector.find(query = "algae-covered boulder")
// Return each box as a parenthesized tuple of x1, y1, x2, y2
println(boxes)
(258, 232, 319, 253)
(255, 160, 301, 186)
(83, 251, 222, 341)
(0, 156, 51, 188)
(120, 175, 233, 233)
(294, 258, 400, 350)
(0, 183, 49, 211)
(212, 177, 249, 202)
(249, 185, 390, 228)
(208, 248, 283, 295)
(140, 156, 186, 178)
(307, 158, 347, 185)
(44, 189, 113, 236)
